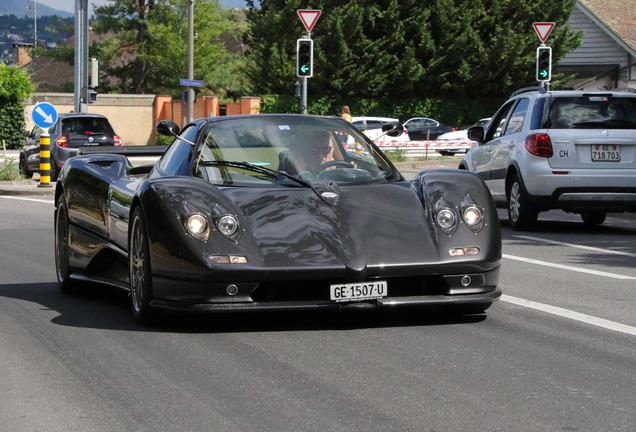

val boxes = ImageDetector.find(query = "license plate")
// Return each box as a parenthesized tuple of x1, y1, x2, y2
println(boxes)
(592, 144, 620, 161)
(330, 281, 388, 302)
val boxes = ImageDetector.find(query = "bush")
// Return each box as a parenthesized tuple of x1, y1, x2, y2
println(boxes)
(384, 149, 408, 162)
(0, 64, 35, 150)
(0, 159, 25, 181)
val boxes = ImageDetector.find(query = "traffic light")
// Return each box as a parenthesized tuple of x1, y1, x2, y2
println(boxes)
(536, 46, 552, 81)
(296, 38, 313, 78)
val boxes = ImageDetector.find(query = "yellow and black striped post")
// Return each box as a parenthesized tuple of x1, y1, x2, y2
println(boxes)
(39, 129, 52, 187)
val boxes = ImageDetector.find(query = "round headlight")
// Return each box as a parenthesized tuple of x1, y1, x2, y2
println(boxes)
(463, 206, 482, 226)
(186, 213, 208, 237)
(216, 215, 239, 237)
(185, 213, 209, 241)
(436, 209, 456, 229)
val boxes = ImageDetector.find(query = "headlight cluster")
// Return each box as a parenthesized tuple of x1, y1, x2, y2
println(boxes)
(433, 195, 485, 235)
(181, 204, 241, 243)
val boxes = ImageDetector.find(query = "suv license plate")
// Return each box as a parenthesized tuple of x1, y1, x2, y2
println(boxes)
(592, 144, 620, 161)
(330, 281, 387, 302)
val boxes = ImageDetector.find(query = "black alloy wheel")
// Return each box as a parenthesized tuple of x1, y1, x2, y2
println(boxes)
(507, 173, 539, 231)
(129, 206, 155, 323)
(55, 193, 76, 293)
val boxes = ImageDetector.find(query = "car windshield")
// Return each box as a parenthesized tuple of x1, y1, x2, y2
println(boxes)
(548, 96, 636, 129)
(196, 115, 400, 187)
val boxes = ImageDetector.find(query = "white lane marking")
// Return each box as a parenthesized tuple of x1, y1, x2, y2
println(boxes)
(0, 196, 54, 204)
(501, 294, 636, 337)
(513, 235, 636, 259)
(503, 253, 636, 280)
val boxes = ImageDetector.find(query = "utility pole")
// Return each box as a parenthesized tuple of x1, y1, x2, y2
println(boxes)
(74, 0, 89, 113)
(31, 0, 37, 47)
(187, 0, 195, 122)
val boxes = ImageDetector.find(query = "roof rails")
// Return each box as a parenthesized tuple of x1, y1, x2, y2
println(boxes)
(609, 87, 636, 93)
(511, 86, 547, 97)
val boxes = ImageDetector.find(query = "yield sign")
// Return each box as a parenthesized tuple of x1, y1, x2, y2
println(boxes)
(533, 22, 555, 42)
(297, 9, 321, 32)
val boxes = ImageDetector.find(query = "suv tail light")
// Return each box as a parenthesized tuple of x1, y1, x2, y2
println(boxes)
(57, 136, 68, 147)
(113, 135, 123, 146)
(525, 133, 553, 157)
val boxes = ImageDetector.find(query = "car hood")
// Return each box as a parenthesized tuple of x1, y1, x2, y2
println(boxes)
(219, 182, 440, 271)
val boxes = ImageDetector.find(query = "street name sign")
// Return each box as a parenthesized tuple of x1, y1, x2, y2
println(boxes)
(180, 79, 204, 87)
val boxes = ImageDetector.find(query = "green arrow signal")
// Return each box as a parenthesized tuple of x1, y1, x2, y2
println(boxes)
(540, 70, 548, 78)
(301, 64, 309, 73)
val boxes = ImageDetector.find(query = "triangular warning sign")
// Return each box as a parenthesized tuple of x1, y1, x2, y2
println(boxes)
(297, 9, 321, 32)
(533, 22, 555, 42)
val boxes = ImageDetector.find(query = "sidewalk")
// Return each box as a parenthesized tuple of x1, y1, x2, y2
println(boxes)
(0, 150, 55, 197)
(1, 149, 457, 197)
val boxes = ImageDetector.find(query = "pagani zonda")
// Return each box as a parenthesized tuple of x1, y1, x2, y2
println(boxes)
(54, 114, 502, 323)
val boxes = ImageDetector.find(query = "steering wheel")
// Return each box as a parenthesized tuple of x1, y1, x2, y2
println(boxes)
(313, 160, 353, 175)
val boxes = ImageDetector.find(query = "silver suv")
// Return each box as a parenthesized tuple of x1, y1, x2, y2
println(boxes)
(459, 87, 636, 230)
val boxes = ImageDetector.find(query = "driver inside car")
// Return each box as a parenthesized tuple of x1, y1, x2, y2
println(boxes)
(278, 131, 335, 175)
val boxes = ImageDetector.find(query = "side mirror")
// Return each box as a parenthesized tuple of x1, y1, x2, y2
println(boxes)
(467, 126, 484, 142)
(381, 121, 404, 137)
(156, 120, 181, 137)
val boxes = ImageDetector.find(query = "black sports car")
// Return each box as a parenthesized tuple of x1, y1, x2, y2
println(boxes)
(54, 114, 502, 323)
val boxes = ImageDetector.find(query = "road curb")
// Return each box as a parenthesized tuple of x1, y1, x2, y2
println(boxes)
(0, 180, 55, 197)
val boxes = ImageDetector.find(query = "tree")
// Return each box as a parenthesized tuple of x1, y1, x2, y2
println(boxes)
(244, 0, 581, 100)
(92, 0, 251, 98)
(0, 64, 35, 151)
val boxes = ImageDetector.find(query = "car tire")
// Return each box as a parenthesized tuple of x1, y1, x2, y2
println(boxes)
(55, 193, 77, 293)
(581, 212, 606, 225)
(50, 157, 59, 182)
(507, 173, 538, 231)
(129, 206, 155, 324)
(19, 155, 31, 178)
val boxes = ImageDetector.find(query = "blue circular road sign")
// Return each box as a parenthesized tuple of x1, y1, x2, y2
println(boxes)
(32, 102, 58, 129)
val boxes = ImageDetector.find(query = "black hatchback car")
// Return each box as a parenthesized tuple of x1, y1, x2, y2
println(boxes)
(20, 113, 123, 181)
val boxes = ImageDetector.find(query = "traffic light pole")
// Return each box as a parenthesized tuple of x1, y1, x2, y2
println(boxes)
(301, 77, 307, 114)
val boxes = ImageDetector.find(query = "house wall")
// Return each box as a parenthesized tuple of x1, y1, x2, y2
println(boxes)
(24, 94, 261, 146)
(559, 4, 636, 89)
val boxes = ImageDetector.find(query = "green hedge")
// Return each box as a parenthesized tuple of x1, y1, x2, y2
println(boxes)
(259, 94, 505, 129)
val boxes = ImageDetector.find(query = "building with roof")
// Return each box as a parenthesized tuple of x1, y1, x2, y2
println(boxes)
(557, 0, 636, 90)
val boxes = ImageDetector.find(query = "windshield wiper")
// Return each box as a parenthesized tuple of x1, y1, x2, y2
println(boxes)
(199, 160, 312, 188)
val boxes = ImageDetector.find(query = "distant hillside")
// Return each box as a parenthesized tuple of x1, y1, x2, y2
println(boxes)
(0, 0, 73, 18)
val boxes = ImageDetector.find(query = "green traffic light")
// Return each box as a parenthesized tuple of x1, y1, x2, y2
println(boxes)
(297, 38, 313, 78)
(536, 46, 552, 81)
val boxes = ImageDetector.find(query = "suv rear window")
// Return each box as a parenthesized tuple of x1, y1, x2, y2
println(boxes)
(61, 118, 115, 136)
(548, 96, 636, 129)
